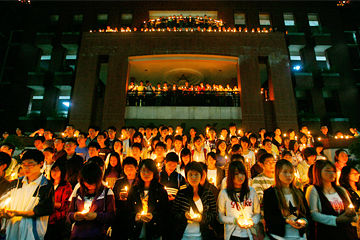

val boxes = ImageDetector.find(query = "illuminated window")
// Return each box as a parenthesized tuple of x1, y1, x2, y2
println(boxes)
(284, 13, 295, 26)
(308, 13, 320, 27)
(259, 13, 271, 26)
(97, 13, 108, 23)
(73, 14, 83, 24)
(234, 13, 246, 25)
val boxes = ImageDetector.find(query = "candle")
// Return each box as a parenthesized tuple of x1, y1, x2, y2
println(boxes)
(3, 197, 11, 208)
(283, 133, 287, 137)
(317, 137, 321, 141)
(296, 219, 307, 225)
(237, 217, 254, 228)
(349, 203, 354, 209)
(124, 186, 128, 192)
(81, 201, 91, 214)
(335, 136, 338, 139)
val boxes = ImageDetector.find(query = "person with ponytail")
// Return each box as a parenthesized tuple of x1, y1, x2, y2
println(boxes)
(264, 159, 311, 240)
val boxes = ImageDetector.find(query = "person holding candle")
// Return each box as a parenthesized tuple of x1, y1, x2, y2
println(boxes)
(0, 152, 11, 196)
(192, 136, 207, 163)
(0, 149, 54, 240)
(216, 140, 229, 169)
(173, 162, 217, 240)
(68, 162, 115, 239)
(264, 159, 311, 240)
(218, 161, 260, 240)
(340, 166, 360, 211)
(112, 157, 138, 239)
(179, 148, 192, 177)
(240, 137, 256, 179)
(45, 161, 72, 240)
(160, 152, 186, 201)
(103, 152, 123, 189)
(306, 160, 358, 240)
(206, 152, 225, 189)
(127, 159, 170, 239)
(297, 147, 317, 188)
(334, 149, 349, 185)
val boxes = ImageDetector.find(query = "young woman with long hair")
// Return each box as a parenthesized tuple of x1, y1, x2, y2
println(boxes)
(340, 166, 360, 211)
(218, 161, 260, 240)
(264, 159, 311, 240)
(306, 160, 358, 240)
(103, 152, 122, 188)
(45, 161, 72, 240)
(127, 159, 170, 239)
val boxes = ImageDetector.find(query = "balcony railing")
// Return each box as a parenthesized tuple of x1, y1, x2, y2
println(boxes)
(126, 90, 240, 107)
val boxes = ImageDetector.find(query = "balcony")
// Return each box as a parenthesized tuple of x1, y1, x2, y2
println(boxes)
(27, 72, 45, 86)
(294, 72, 313, 89)
(321, 73, 341, 88)
(126, 90, 240, 107)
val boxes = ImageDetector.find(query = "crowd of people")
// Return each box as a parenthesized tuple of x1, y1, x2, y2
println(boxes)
(0, 123, 359, 240)
(127, 81, 240, 106)
(142, 15, 224, 30)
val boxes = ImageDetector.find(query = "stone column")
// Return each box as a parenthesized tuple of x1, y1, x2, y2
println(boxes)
(101, 54, 128, 130)
(239, 56, 265, 132)
(69, 54, 98, 131)
(269, 53, 298, 130)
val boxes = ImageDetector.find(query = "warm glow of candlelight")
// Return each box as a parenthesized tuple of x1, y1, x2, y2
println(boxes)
(349, 203, 354, 209)
(318, 137, 321, 141)
(124, 186, 128, 192)
(3, 197, 11, 207)
(283, 134, 287, 137)
(237, 217, 254, 228)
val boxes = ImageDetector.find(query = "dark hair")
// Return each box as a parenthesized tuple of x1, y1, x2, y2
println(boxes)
(289, 140, 298, 152)
(240, 136, 250, 145)
(308, 164, 314, 185)
(231, 144, 241, 153)
(130, 143, 142, 153)
(136, 159, 159, 188)
(334, 149, 348, 162)
(165, 152, 179, 163)
(79, 162, 103, 196)
(339, 165, 359, 189)
(88, 142, 100, 150)
(88, 126, 100, 132)
(54, 137, 65, 143)
(174, 135, 183, 142)
(262, 139, 272, 146)
(34, 136, 45, 143)
(199, 162, 207, 172)
(65, 138, 78, 145)
(259, 153, 274, 164)
(193, 136, 201, 142)
(155, 141, 166, 150)
(21, 149, 44, 164)
(207, 152, 216, 160)
(313, 160, 337, 188)
(303, 147, 317, 161)
(0, 143, 15, 152)
(97, 132, 107, 139)
(43, 147, 55, 154)
(122, 156, 138, 168)
(165, 135, 173, 143)
(226, 161, 250, 202)
(274, 160, 307, 218)
(104, 152, 122, 179)
(50, 160, 67, 186)
(108, 126, 117, 131)
(264, 132, 274, 139)
(88, 156, 105, 168)
(231, 154, 245, 163)
(0, 152, 11, 170)
(185, 162, 204, 179)
(281, 150, 292, 158)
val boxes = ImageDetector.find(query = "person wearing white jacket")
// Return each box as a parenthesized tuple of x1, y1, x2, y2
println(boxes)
(218, 161, 261, 240)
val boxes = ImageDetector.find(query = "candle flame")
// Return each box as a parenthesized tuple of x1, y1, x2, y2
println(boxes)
(124, 186, 128, 192)
(3, 197, 11, 206)
(349, 203, 354, 209)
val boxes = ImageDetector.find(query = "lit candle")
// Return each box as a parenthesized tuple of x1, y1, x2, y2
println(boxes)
(283, 134, 287, 137)
(349, 203, 355, 209)
(237, 217, 254, 228)
(317, 137, 321, 141)
(81, 201, 91, 214)
(335, 136, 338, 139)
(296, 219, 307, 225)
(3, 197, 11, 208)
(124, 186, 128, 192)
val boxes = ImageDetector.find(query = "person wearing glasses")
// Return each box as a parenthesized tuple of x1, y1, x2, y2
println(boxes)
(0, 149, 54, 240)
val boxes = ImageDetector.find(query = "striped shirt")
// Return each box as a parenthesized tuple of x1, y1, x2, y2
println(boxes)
(251, 173, 274, 203)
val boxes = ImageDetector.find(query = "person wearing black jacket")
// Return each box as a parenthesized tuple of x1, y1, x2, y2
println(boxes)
(264, 160, 312, 240)
(112, 157, 138, 240)
(57, 138, 84, 188)
(173, 162, 217, 240)
(127, 159, 170, 240)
